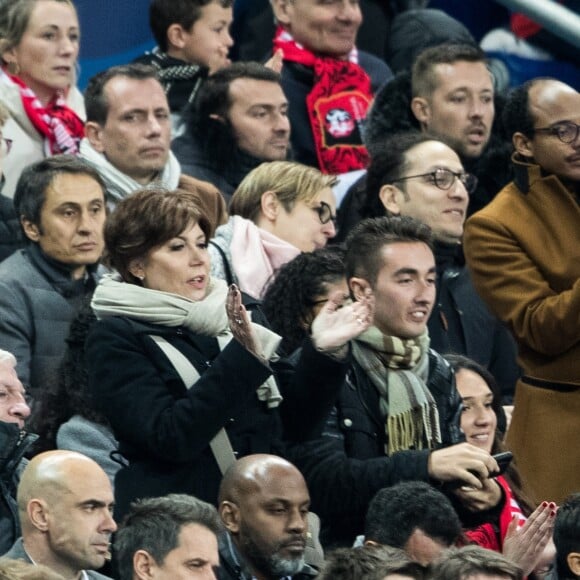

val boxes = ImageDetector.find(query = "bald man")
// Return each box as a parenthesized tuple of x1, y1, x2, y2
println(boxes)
(217, 454, 317, 580)
(3, 450, 116, 580)
(464, 78, 580, 503)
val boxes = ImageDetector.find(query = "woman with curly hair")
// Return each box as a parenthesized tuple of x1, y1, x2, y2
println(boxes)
(261, 246, 348, 356)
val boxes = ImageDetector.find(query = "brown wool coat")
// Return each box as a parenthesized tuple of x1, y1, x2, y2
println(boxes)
(464, 156, 580, 503)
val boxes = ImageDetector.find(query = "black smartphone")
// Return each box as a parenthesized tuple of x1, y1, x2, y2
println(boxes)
(491, 451, 513, 476)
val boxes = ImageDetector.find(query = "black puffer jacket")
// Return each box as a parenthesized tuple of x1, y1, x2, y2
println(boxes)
(287, 349, 464, 548)
(0, 422, 37, 554)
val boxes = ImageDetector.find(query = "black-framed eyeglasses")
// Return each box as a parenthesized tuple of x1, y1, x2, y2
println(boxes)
(534, 121, 580, 144)
(391, 168, 478, 194)
(1, 138, 12, 156)
(312, 201, 337, 226)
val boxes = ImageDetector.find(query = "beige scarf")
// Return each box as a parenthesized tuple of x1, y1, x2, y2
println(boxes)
(352, 327, 441, 455)
(91, 273, 283, 407)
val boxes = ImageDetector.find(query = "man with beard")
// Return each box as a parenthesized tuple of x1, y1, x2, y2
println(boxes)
(172, 62, 291, 203)
(217, 454, 317, 580)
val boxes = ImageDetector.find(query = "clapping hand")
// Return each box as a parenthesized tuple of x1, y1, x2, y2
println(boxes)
(226, 284, 262, 360)
(310, 288, 374, 354)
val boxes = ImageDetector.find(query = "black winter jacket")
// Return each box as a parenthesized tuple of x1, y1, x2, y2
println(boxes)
(0, 194, 23, 263)
(0, 423, 37, 555)
(87, 313, 348, 521)
(287, 349, 464, 547)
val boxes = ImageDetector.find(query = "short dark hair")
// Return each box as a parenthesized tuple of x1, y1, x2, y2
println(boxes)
(149, 0, 233, 53)
(345, 216, 434, 286)
(84, 63, 159, 125)
(319, 545, 427, 580)
(501, 78, 552, 141)
(430, 545, 523, 580)
(13, 155, 106, 228)
(554, 493, 580, 578)
(114, 493, 221, 580)
(364, 482, 461, 549)
(186, 62, 281, 164)
(412, 43, 488, 98)
(262, 246, 346, 355)
(104, 187, 212, 283)
(364, 131, 440, 218)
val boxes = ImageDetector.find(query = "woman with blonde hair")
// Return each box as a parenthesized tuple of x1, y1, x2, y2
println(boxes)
(210, 160, 338, 298)
(0, 0, 84, 196)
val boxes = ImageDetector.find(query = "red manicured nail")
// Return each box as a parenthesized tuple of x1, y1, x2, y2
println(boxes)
(542, 501, 548, 508)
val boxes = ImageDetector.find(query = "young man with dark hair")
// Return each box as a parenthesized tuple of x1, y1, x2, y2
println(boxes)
(136, 0, 234, 132)
(114, 494, 221, 580)
(287, 216, 500, 547)
(0, 155, 106, 397)
(464, 79, 580, 505)
(172, 62, 291, 201)
(364, 482, 461, 566)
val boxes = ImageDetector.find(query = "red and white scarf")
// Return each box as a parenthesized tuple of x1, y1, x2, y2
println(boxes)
(273, 27, 372, 174)
(5, 71, 84, 155)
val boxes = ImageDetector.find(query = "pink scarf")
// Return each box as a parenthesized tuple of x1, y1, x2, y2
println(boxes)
(230, 216, 300, 299)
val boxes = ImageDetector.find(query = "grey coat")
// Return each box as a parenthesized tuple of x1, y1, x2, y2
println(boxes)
(2, 538, 112, 578)
(0, 246, 98, 397)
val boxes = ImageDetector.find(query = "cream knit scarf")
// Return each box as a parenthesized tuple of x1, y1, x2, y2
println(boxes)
(92, 274, 283, 407)
(79, 138, 181, 203)
(352, 327, 441, 455)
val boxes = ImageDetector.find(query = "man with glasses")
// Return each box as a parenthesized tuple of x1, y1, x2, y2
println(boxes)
(464, 78, 580, 505)
(361, 131, 519, 402)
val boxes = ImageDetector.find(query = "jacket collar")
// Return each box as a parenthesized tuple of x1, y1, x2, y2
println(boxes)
(26, 243, 98, 298)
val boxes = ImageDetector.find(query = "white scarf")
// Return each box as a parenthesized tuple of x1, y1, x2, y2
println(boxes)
(92, 273, 283, 407)
(79, 138, 181, 203)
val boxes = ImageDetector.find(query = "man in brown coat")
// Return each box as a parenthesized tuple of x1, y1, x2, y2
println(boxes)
(464, 78, 580, 504)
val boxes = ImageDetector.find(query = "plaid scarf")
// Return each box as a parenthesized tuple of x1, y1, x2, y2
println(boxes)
(4, 70, 84, 155)
(352, 327, 441, 455)
(273, 27, 371, 174)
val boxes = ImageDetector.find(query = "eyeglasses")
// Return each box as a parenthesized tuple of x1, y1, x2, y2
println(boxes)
(0, 138, 13, 156)
(312, 201, 337, 226)
(391, 168, 478, 194)
(534, 121, 580, 144)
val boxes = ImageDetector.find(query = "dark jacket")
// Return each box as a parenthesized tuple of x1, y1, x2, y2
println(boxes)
(2, 537, 111, 578)
(0, 423, 37, 555)
(0, 245, 98, 397)
(86, 313, 348, 520)
(280, 52, 392, 170)
(218, 532, 318, 580)
(172, 133, 264, 203)
(0, 194, 23, 263)
(430, 241, 520, 402)
(287, 349, 464, 547)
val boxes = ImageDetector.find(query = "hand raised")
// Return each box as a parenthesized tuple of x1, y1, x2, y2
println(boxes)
(226, 284, 261, 360)
(310, 288, 374, 353)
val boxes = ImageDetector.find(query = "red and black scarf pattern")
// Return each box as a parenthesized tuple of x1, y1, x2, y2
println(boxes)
(273, 27, 372, 174)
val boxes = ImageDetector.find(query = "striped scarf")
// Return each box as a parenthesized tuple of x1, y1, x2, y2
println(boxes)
(3, 70, 84, 155)
(352, 327, 441, 455)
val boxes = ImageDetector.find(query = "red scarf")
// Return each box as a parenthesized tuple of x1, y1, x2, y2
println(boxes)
(273, 27, 371, 174)
(7, 72, 84, 155)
